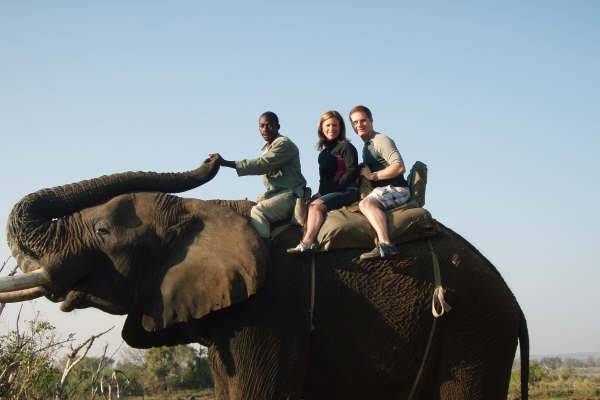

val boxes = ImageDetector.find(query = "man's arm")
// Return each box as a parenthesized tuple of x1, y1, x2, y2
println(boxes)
(235, 138, 296, 176)
(361, 134, 405, 182)
(363, 162, 405, 182)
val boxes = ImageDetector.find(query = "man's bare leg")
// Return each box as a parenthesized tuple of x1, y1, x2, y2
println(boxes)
(358, 197, 391, 244)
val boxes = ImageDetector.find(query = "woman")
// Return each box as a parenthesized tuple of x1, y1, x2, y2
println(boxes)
(288, 110, 359, 254)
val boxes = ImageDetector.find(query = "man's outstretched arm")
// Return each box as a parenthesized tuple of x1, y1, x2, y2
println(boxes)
(233, 139, 296, 176)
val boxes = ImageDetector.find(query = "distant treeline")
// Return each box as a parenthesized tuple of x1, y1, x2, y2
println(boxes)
(538, 356, 600, 369)
(514, 356, 600, 370)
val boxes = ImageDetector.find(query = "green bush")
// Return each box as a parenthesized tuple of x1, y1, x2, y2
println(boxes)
(140, 345, 213, 393)
(0, 318, 62, 399)
(509, 359, 600, 400)
(0, 313, 213, 398)
(529, 360, 549, 385)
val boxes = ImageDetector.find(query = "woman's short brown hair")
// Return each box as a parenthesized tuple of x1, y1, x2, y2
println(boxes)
(317, 110, 346, 150)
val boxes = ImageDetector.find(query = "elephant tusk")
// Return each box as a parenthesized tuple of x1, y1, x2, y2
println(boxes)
(0, 269, 51, 293)
(0, 286, 48, 303)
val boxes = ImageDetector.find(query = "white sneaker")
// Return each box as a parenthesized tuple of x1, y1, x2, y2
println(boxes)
(287, 242, 319, 254)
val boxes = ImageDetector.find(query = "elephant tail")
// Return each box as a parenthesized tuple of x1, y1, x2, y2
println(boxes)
(519, 307, 529, 400)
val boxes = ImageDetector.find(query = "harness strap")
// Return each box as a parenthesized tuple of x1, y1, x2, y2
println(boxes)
(407, 319, 438, 400)
(309, 254, 316, 332)
(429, 240, 452, 317)
(305, 243, 450, 398)
(407, 240, 452, 400)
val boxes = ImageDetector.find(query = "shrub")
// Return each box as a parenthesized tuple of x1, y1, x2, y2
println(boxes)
(0, 317, 63, 399)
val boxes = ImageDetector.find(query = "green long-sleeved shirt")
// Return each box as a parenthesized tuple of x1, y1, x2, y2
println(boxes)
(235, 135, 306, 198)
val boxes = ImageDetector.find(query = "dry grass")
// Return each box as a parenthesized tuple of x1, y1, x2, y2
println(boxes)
(127, 368, 600, 400)
(509, 367, 600, 399)
(124, 388, 215, 399)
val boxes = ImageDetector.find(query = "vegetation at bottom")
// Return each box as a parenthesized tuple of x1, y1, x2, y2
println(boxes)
(510, 359, 600, 399)
(0, 313, 214, 399)
(3, 313, 600, 399)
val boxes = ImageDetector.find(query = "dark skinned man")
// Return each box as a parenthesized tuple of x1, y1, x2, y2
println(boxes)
(211, 111, 306, 238)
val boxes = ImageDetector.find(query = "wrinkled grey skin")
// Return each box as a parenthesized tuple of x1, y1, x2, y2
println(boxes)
(4, 158, 528, 400)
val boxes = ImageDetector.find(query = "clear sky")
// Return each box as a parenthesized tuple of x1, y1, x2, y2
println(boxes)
(1, 1, 599, 357)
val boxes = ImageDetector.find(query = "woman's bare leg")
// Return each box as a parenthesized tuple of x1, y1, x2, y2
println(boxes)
(301, 200, 326, 244)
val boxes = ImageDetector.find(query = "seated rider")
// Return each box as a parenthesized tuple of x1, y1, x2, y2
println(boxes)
(288, 110, 359, 254)
(350, 105, 410, 260)
(211, 111, 306, 239)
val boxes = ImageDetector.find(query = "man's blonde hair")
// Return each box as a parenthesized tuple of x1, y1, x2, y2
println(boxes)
(348, 105, 373, 121)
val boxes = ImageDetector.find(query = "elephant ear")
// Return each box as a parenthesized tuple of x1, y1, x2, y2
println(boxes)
(127, 201, 268, 342)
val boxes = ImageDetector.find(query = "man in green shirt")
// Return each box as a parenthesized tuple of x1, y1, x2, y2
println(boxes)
(211, 111, 306, 238)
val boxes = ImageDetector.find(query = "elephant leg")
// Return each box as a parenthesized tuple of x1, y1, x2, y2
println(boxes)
(208, 327, 308, 400)
(434, 325, 517, 399)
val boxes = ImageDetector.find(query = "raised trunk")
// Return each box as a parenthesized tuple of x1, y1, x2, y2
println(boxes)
(6, 158, 220, 263)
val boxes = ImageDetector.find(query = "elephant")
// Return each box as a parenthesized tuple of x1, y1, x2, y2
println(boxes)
(1, 157, 529, 400)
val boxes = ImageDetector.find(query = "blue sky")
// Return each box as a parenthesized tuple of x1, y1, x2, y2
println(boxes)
(1, 1, 599, 356)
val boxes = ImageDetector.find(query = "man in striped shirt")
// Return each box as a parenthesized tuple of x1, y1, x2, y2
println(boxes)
(350, 105, 410, 260)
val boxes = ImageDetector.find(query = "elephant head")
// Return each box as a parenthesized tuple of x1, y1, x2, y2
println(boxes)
(0, 158, 268, 346)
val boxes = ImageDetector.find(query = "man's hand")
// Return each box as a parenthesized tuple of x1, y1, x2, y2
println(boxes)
(360, 165, 379, 181)
(207, 153, 221, 164)
(208, 153, 224, 164)
(361, 162, 405, 182)
(208, 153, 236, 168)
(360, 165, 377, 181)
(360, 165, 371, 178)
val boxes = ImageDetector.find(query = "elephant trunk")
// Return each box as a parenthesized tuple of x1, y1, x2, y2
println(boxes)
(6, 157, 220, 267)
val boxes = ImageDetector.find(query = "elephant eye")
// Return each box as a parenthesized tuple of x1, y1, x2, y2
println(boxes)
(94, 224, 111, 237)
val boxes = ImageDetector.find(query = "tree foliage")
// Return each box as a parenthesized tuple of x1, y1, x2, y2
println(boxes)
(540, 356, 563, 370)
(529, 360, 549, 385)
(192, 348, 214, 390)
(0, 316, 62, 399)
(0, 310, 213, 398)
(140, 345, 213, 393)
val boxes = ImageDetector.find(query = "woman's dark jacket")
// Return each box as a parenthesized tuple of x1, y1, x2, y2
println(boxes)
(318, 140, 359, 195)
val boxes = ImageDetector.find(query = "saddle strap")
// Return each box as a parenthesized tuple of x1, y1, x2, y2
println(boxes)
(407, 240, 452, 400)
(309, 254, 316, 332)
(429, 240, 452, 317)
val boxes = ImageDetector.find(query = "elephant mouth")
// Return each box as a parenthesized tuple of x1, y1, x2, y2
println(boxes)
(52, 271, 129, 315)
(60, 290, 89, 311)
(59, 288, 128, 314)
(0, 263, 125, 315)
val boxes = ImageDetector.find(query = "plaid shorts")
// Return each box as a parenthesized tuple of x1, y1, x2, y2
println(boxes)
(367, 185, 410, 210)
